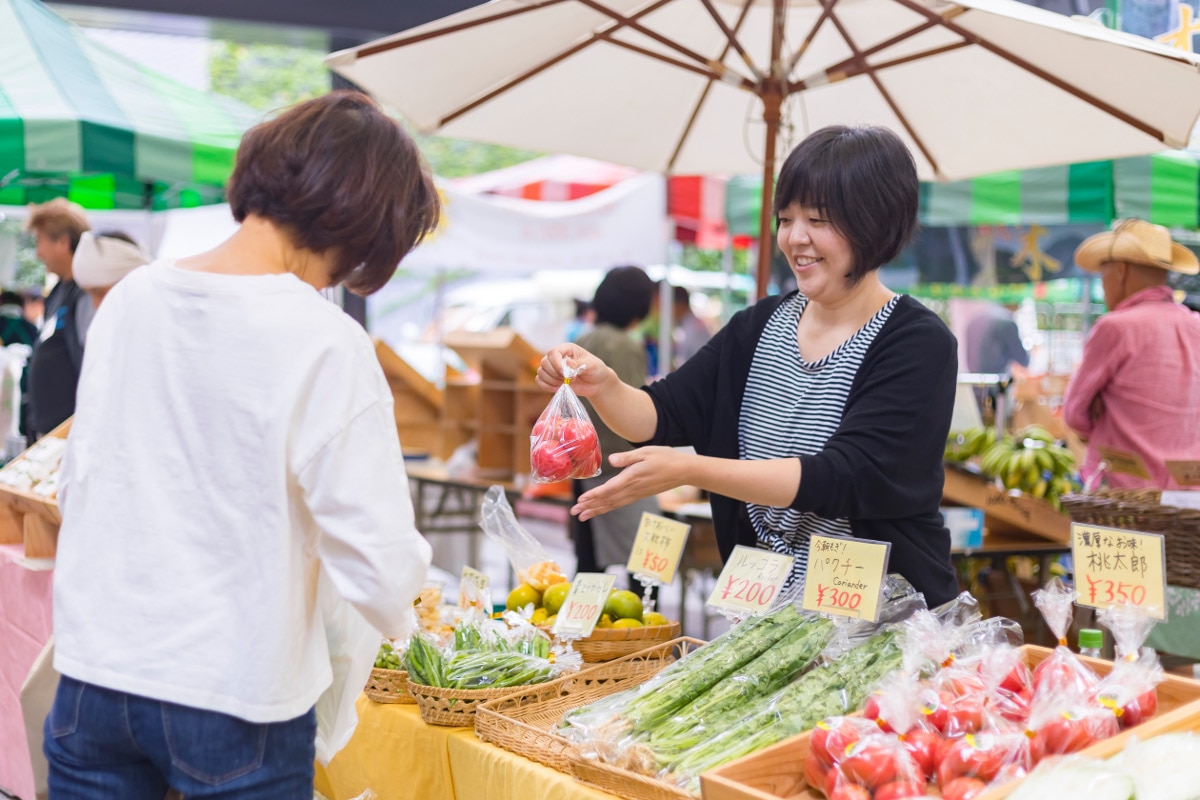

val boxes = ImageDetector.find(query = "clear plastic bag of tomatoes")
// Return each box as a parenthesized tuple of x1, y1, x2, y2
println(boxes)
(824, 733, 930, 800)
(530, 362, 602, 483)
(1024, 684, 1119, 764)
(1092, 603, 1163, 729)
(1029, 578, 1101, 701)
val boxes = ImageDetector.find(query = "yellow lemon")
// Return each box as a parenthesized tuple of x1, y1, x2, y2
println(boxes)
(643, 612, 670, 627)
(611, 617, 643, 629)
(506, 583, 542, 612)
(544, 614, 557, 628)
(604, 589, 643, 622)
(531, 607, 549, 625)
(542, 582, 571, 616)
(596, 613, 614, 629)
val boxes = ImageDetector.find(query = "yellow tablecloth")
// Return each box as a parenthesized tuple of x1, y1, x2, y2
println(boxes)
(315, 696, 618, 800)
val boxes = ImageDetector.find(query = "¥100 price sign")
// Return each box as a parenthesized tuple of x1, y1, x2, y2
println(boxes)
(1071, 523, 1166, 619)
(802, 535, 891, 622)
(707, 546, 794, 615)
(552, 573, 615, 638)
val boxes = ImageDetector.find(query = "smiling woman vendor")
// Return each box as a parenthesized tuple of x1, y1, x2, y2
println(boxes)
(537, 125, 959, 607)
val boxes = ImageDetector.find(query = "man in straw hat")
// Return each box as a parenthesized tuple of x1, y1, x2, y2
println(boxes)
(1063, 218, 1200, 489)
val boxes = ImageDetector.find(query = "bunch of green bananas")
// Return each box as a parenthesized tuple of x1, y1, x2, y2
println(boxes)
(976, 425, 1079, 509)
(945, 425, 998, 462)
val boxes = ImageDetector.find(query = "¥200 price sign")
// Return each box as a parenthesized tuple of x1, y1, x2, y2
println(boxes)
(707, 546, 794, 615)
(552, 572, 615, 638)
(1071, 523, 1166, 619)
(626, 512, 690, 585)
(802, 535, 891, 622)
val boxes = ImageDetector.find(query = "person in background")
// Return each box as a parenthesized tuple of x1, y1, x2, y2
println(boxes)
(564, 298, 593, 343)
(23, 286, 45, 329)
(538, 125, 959, 606)
(0, 289, 37, 347)
(22, 199, 94, 440)
(671, 284, 712, 369)
(45, 91, 439, 799)
(1063, 218, 1200, 490)
(71, 230, 150, 310)
(571, 266, 660, 577)
(964, 301, 1029, 376)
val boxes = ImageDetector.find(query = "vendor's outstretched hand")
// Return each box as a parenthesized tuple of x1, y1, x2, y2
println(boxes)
(572, 446, 690, 521)
(537, 343, 612, 397)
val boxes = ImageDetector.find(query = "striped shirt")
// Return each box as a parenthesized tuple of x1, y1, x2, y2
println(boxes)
(738, 293, 899, 589)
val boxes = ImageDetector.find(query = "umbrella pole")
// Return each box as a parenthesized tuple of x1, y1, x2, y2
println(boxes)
(755, 90, 782, 301)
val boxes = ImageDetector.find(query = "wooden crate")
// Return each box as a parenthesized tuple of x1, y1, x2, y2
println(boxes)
(0, 418, 70, 559)
(943, 465, 1071, 544)
(374, 339, 446, 457)
(443, 328, 544, 480)
(700, 644, 1200, 800)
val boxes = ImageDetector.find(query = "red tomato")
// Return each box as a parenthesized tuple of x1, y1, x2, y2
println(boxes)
(577, 445, 602, 476)
(902, 729, 939, 777)
(840, 744, 898, 789)
(532, 415, 562, 440)
(863, 694, 881, 721)
(1000, 663, 1033, 696)
(945, 698, 984, 736)
(1122, 688, 1158, 727)
(811, 719, 861, 770)
(943, 673, 987, 698)
(919, 690, 950, 733)
(829, 786, 872, 800)
(941, 777, 988, 800)
(825, 766, 841, 798)
(1029, 714, 1094, 763)
(874, 781, 926, 800)
(804, 752, 829, 792)
(937, 736, 1008, 786)
(933, 735, 956, 772)
(531, 440, 572, 482)
(1033, 657, 1096, 697)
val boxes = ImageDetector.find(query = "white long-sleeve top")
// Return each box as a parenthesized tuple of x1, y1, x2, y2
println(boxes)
(52, 261, 431, 723)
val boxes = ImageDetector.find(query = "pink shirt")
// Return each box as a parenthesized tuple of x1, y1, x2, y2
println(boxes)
(1063, 285, 1200, 489)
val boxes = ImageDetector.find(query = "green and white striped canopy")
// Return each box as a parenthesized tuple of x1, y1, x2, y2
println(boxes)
(0, 0, 261, 210)
(727, 152, 1200, 234)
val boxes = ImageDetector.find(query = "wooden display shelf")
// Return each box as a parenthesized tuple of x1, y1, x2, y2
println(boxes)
(700, 645, 1200, 800)
(0, 419, 70, 559)
(374, 339, 447, 458)
(942, 464, 1071, 544)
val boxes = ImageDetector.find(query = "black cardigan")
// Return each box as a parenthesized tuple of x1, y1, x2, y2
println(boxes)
(641, 292, 960, 608)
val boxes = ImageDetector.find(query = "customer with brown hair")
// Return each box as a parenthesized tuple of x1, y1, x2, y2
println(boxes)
(22, 198, 93, 440)
(45, 91, 440, 799)
(1064, 218, 1200, 489)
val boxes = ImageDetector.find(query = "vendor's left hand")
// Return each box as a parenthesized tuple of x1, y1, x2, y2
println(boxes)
(572, 447, 690, 521)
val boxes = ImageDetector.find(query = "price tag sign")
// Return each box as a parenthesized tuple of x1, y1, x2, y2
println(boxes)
(626, 512, 690, 585)
(458, 566, 489, 609)
(552, 572, 615, 638)
(706, 546, 794, 615)
(1071, 523, 1166, 620)
(1166, 460, 1200, 487)
(1098, 447, 1151, 480)
(802, 535, 891, 622)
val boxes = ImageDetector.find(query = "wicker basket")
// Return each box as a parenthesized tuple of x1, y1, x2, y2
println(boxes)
(569, 756, 695, 800)
(363, 667, 416, 704)
(408, 679, 562, 728)
(474, 637, 705, 772)
(1062, 490, 1200, 590)
(571, 621, 683, 663)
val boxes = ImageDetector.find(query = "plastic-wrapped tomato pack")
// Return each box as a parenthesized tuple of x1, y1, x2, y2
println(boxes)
(530, 361, 601, 483)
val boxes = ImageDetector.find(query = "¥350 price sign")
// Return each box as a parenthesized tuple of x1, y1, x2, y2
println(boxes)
(626, 512, 690, 585)
(1071, 523, 1166, 619)
(552, 573, 615, 638)
(707, 546, 794, 615)
(802, 535, 891, 622)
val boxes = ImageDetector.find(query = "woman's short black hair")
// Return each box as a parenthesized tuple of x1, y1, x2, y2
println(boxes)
(591, 266, 655, 329)
(773, 125, 919, 286)
(227, 90, 440, 296)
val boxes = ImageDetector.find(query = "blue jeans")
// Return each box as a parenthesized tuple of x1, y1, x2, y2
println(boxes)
(44, 675, 316, 799)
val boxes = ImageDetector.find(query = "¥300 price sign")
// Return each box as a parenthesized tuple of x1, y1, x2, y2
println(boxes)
(626, 512, 690, 585)
(802, 535, 891, 622)
(707, 546, 794, 615)
(552, 573, 615, 638)
(1071, 523, 1166, 619)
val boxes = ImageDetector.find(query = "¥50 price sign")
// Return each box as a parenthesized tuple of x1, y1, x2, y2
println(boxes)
(552, 573, 615, 638)
(707, 546, 794, 615)
(1071, 523, 1166, 619)
(802, 535, 891, 622)
(626, 512, 690, 585)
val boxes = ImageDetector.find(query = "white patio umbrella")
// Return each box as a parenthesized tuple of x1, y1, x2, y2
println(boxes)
(327, 0, 1200, 299)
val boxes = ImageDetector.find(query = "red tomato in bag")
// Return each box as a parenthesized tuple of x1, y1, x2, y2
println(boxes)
(810, 719, 861, 770)
(840, 743, 899, 789)
(1033, 656, 1096, 696)
(1029, 713, 1095, 763)
(937, 736, 1008, 786)
(902, 729, 939, 777)
(875, 781, 926, 800)
(945, 697, 985, 735)
(919, 690, 950, 733)
(1000, 663, 1034, 696)
(531, 440, 572, 482)
(578, 445, 602, 476)
(804, 752, 829, 792)
(532, 415, 562, 440)
(941, 777, 988, 800)
(1120, 688, 1158, 727)
(561, 418, 597, 451)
